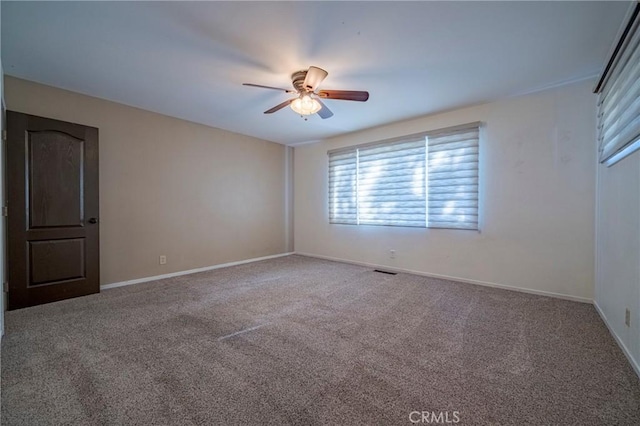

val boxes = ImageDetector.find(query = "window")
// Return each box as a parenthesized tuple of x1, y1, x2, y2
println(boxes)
(328, 123, 480, 230)
(595, 2, 640, 166)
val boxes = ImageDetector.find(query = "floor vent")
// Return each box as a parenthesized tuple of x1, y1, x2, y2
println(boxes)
(374, 269, 397, 275)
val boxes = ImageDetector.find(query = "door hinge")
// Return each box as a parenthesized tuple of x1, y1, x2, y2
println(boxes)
(2, 206, 7, 217)
(2, 130, 6, 141)
(3, 282, 8, 293)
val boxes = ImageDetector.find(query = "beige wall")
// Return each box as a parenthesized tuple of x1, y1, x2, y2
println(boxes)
(294, 80, 596, 301)
(5, 76, 288, 285)
(595, 144, 640, 373)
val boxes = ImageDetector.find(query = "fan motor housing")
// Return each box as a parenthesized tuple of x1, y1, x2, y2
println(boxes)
(291, 70, 308, 92)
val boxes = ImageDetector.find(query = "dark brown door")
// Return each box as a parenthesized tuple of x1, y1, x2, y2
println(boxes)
(7, 111, 99, 310)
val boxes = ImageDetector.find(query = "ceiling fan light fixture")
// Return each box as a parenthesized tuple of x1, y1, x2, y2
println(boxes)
(290, 94, 321, 115)
(245, 65, 368, 118)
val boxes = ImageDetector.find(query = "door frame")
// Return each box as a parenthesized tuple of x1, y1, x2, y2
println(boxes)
(1, 78, 6, 335)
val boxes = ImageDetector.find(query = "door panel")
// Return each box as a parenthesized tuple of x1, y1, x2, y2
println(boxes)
(29, 131, 84, 228)
(29, 239, 85, 285)
(7, 111, 99, 310)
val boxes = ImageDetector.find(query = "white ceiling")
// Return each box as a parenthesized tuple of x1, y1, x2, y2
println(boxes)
(1, 1, 629, 145)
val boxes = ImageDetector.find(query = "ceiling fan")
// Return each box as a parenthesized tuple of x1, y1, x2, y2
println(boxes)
(243, 66, 369, 119)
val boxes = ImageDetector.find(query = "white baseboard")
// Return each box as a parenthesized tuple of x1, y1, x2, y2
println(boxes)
(594, 301, 640, 378)
(294, 251, 593, 304)
(101, 252, 295, 290)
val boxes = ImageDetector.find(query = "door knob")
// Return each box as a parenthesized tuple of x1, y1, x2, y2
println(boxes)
(88, 218, 98, 224)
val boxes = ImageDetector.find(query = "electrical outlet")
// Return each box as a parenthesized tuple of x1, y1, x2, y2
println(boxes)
(625, 308, 631, 327)
(389, 250, 396, 259)
(159, 255, 167, 265)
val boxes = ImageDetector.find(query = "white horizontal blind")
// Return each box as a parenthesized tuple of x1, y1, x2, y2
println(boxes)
(597, 6, 640, 165)
(357, 139, 426, 227)
(427, 127, 479, 230)
(328, 123, 480, 230)
(328, 150, 357, 224)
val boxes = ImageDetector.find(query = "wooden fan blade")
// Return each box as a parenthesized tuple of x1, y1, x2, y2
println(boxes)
(317, 90, 369, 102)
(316, 99, 334, 119)
(264, 99, 295, 114)
(243, 83, 294, 93)
(303, 66, 328, 91)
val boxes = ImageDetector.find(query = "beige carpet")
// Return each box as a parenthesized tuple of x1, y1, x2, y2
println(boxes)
(2, 255, 639, 425)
